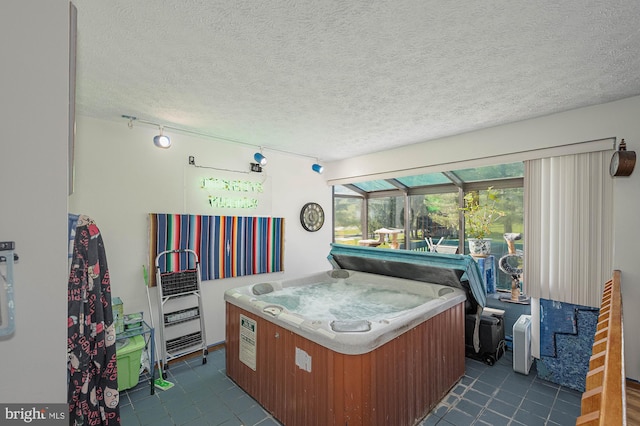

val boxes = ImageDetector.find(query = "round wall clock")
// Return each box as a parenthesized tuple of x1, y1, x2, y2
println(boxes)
(300, 202, 324, 232)
(610, 139, 636, 177)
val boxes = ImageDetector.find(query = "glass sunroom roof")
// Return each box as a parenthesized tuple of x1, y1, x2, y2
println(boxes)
(340, 162, 524, 194)
(334, 185, 361, 196)
(395, 172, 451, 186)
(351, 180, 396, 192)
(451, 162, 524, 183)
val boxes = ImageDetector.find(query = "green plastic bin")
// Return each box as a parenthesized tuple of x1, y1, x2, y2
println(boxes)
(116, 334, 145, 391)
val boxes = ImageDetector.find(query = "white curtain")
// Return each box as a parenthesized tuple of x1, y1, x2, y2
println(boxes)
(524, 150, 614, 307)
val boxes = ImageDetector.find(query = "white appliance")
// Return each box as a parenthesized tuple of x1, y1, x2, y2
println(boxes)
(513, 314, 534, 374)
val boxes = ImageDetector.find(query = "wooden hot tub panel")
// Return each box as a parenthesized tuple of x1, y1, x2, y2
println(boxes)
(225, 301, 465, 426)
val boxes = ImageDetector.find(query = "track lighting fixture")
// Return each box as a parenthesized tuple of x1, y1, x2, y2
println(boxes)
(122, 116, 323, 169)
(153, 126, 171, 149)
(254, 152, 267, 166)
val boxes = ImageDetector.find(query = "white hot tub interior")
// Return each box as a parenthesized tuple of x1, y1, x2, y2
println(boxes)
(261, 278, 438, 319)
(224, 269, 466, 354)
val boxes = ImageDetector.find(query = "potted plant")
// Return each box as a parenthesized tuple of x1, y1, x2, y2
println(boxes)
(460, 186, 505, 257)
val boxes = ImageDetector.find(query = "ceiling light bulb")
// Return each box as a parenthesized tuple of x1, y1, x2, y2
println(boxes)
(153, 134, 171, 148)
(153, 127, 171, 148)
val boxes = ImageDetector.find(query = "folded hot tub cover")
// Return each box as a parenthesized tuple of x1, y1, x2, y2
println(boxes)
(327, 243, 486, 309)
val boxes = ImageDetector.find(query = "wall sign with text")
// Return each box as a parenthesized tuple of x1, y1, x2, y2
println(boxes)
(185, 167, 272, 216)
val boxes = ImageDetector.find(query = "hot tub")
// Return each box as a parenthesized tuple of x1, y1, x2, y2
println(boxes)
(225, 268, 468, 426)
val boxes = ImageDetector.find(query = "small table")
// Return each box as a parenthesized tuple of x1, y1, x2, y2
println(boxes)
(116, 320, 155, 395)
(374, 228, 403, 249)
(358, 235, 383, 247)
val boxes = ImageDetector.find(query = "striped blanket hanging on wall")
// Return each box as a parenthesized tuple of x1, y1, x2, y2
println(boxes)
(149, 214, 284, 286)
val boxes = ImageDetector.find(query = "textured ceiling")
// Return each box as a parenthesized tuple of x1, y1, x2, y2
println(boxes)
(72, 0, 640, 162)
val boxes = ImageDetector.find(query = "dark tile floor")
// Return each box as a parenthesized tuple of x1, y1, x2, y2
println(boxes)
(119, 347, 582, 425)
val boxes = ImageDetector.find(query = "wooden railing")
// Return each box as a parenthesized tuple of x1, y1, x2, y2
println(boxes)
(576, 270, 625, 425)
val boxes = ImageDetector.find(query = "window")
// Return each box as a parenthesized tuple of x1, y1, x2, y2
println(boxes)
(334, 195, 363, 245)
(467, 187, 523, 291)
(409, 192, 459, 250)
(367, 196, 405, 248)
(332, 162, 525, 292)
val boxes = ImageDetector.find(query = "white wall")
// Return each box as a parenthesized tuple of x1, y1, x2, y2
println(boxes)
(0, 0, 69, 403)
(68, 117, 333, 345)
(327, 95, 640, 382)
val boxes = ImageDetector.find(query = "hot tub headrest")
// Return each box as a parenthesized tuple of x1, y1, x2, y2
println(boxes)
(439, 287, 455, 297)
(329, 269, 351, 279)
(252, 283, 275, 295)
(328, 244, 486, 308)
